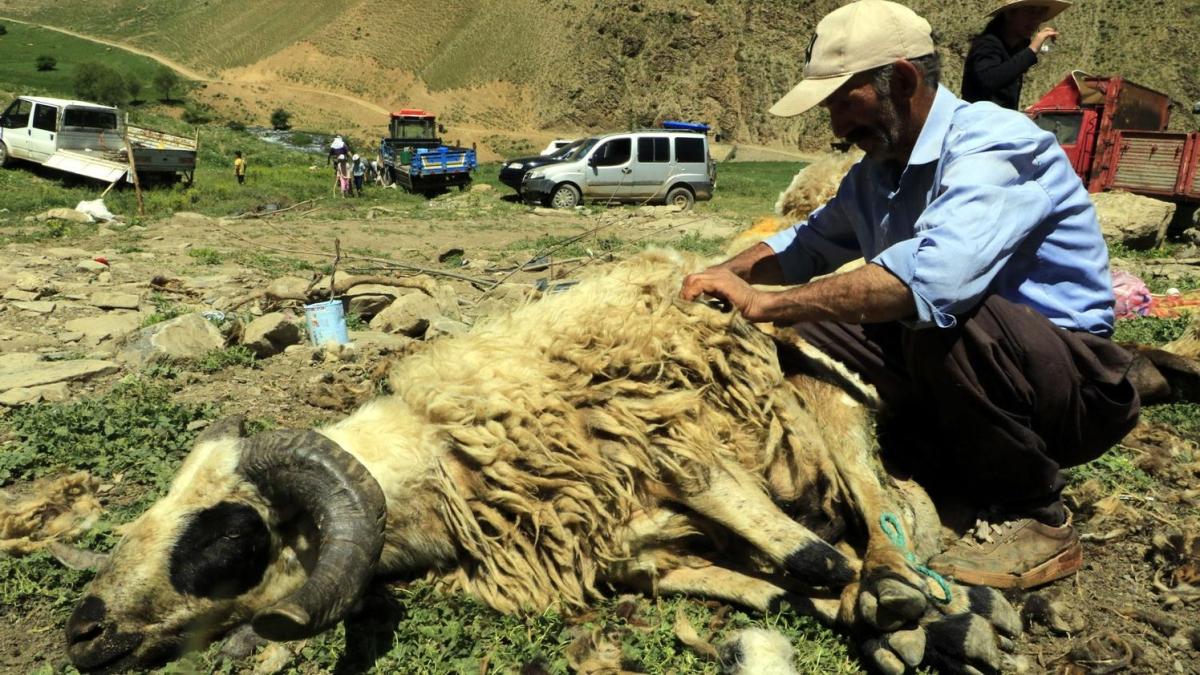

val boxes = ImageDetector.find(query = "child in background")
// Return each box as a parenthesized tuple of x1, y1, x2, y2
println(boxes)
(233, 151, 246, 185)
(335, 154, 352, 197)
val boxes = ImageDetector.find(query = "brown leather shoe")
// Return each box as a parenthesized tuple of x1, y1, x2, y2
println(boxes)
(927, 516, 1082, 590)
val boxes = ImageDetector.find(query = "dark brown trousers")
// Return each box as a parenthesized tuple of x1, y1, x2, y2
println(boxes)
(793, 295, 1140, 524)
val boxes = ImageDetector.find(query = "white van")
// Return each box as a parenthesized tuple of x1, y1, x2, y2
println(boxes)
(0, 95, 197, 184)
(521, 124, 715, 210)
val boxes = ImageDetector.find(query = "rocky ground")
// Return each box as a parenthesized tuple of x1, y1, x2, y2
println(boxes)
(1, 189, 1199, 673)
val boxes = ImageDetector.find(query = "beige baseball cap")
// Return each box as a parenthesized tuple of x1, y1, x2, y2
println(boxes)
(987, 0, 1072, 22)
(769, 0, 935, 118)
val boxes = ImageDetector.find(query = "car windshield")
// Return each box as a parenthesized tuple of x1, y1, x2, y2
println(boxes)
(562, 138, 598, 161)
(551, 139, 585, 159)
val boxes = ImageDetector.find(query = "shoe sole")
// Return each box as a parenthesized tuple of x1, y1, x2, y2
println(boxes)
(932, 540, 1083, 590)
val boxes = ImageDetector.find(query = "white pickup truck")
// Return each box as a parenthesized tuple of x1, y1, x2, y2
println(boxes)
(0, 96, 197, 184)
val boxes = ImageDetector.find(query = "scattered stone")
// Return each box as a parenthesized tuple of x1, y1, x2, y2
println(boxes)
(119, 313, 227, 367)
(430, 284, 464, 321)
(344, 284, 406, 318)
(59, 331, 84, 343)
(89, 292, 141, 310)
(3, 288, 40, 302)
(45, 247, 90, 259)
(368, 292, 443, 337)
(76, 260, 109, 273)
(0, 381, 72, 406)
(38, 208, 94, 224)
(1022, 590, 1087, 636)
(1092, 191, 1175, 249)
(0, 359, 119, 394)
(424, 317, 470, 340)
(14, 274, 52, 294)
(12, 301, 55, 314)
(64, 314, 142, 345)
(241, 313, 303, 358)
(0, 353, 44, 370)
(169, 212, 216, 229)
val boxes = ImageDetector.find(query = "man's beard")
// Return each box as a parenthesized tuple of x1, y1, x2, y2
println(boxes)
(845, 94, 904, 161)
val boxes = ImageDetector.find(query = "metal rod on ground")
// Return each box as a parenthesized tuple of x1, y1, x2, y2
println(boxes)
(122, 114, 145, 216)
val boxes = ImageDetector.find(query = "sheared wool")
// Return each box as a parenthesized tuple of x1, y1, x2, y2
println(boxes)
(0, 471, 101, 554)
(383, 249, 868, 612)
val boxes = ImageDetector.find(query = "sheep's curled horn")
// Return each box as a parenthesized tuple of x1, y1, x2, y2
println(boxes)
(237, 428, 387, 640)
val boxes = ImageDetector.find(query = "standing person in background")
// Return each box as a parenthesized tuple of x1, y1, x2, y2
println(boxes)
(961, 0, 1069, 110)
(350, 153, 367, 197)
(328, 135, 349, 166)
(233, 151, 246, 185)
(334, 154, 352, 198)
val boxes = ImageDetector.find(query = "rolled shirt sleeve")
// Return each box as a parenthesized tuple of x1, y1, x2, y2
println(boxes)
(873, 140, 1054, 328)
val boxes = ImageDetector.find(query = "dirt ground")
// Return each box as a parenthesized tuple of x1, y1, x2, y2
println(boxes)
(2, 196, 1199, 674)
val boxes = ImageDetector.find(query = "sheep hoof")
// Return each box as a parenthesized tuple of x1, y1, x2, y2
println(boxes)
(856, 577, 926, 632)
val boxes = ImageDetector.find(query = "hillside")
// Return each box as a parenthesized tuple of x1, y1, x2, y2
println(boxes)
(0, 0, 1197, 151)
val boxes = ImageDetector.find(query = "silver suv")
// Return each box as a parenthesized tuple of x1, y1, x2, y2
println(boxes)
(521, 125, 716, 210)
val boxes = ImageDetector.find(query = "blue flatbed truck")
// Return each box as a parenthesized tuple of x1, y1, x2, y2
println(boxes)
(379, 109, 476, 195)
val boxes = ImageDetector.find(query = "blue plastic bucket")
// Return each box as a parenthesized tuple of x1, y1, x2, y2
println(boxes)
(304, 299, 350, 346)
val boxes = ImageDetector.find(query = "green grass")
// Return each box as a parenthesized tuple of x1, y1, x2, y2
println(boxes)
(0, 23, 168, 99)
(140, 292, 187, 327)
(1067, 447, 1156, 492)
(1112, 314, 1193, 346)
(194, 345, 256, 373)
(1144, 402, 1200, 440)
(277, 583, 860, 675)
(694, 161, 806, 222)
(0, 378, 214, 490)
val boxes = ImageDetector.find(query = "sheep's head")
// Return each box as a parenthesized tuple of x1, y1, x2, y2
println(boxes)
(64, 418, 387, 673)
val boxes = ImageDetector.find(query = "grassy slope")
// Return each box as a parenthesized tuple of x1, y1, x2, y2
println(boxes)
(0, 22, 166, 96)
(4, 0, 1197, 148)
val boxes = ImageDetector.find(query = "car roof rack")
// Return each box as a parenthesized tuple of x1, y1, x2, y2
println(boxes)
(662, 120, 711, 133)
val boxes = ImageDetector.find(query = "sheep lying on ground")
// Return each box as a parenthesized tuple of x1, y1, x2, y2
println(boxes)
(65, 250, 1020, 674)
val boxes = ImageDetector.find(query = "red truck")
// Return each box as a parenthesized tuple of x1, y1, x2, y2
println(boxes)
(1026, 72, 1200, 206)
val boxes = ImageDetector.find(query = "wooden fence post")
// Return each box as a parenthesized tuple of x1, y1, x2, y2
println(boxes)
(122, 114, 145, 216)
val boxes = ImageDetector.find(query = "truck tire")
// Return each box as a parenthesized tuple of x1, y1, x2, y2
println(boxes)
(0, 141, 9, 168)
(666, 186, 695, 211)
(549, 183, 581, 209)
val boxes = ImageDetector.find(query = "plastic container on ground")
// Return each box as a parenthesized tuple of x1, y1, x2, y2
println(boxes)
(304, 299, 350, 346)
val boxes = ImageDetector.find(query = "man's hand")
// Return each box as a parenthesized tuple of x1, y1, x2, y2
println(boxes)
(680, 267, 772, 322)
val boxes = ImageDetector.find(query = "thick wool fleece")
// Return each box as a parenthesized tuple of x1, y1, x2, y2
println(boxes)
(386, 249, 851, 612)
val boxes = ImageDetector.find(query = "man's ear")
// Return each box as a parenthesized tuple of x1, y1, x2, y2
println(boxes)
(892, 59, 922, 99)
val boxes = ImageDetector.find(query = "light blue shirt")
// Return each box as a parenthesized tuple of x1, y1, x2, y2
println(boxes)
(764, 85, 1115, 336)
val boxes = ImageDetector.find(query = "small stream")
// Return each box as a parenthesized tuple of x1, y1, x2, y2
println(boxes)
(243, 127, 334, 155)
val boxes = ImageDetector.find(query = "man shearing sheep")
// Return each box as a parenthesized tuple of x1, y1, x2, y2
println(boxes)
(681, 0, 1139, 590)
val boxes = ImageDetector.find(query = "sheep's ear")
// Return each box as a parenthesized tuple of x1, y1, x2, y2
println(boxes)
(194, 416, 249, 445)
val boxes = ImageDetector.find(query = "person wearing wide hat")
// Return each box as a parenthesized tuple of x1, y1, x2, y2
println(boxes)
(961, 0, 1071, 109)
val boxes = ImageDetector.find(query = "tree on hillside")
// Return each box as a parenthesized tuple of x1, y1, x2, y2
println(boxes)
(153, 67, 181, 102)
(74, 62, 128, 106)
(270, 108, 292, 130)
(127, 78, 143, 103)
(36, 55, 56, 71)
